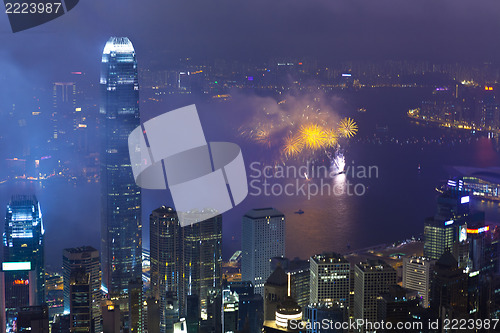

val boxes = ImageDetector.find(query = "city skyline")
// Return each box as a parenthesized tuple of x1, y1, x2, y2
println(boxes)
(1, 0, 500, 330)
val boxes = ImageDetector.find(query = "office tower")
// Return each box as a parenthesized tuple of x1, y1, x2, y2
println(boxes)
(46, 272, 65, 318)
(286, 259, 310, 310)
(270, 257, 310, 310)
(16, 305, 49, 333)
(182, 213, 222, 319)
(149, 207, 222, 322)
(186, 295, 199, 333)
(310, 253, 350, 309)
(128, 279, 143, 333)
(430, 251, 468, 319)
(226, 281, 263, 333)
(0, 262, 38, 332)
(204, 288, 221, 333)
(150, 206, 181, 333)
(100, 37, 142, 300)
(52, 82, 77, 142)
(222, 289, 238, 333)
(264, 267, 288, 321)
(402, 257, 435, 308)
(376, 285, 420, 326)
(353, 260, 396, 332)
(63, 246, 102, 333)
(102, 302, 121, 333)
(70, 270, 92, 333)
(52, 314, 71, 333)
(3, 195, 45, 305)
(144, 298, 160, 333)
(242, 208, 285, 295)
(304, 305, 343, 333)
(423, 192, 476, 264)
(164, 294, 180, 333)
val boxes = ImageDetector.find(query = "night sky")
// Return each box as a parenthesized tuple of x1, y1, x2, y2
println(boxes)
(2, 0, 500, 82)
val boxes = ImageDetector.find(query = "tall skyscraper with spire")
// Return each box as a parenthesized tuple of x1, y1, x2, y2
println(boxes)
(100, 37, 142, 303)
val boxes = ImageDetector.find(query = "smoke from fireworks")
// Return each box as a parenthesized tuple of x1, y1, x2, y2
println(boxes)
(238, 94, 357, 160)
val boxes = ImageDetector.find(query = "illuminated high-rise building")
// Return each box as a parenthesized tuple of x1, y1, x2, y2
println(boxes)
(52, 82, 77, 142)
(353, 260, 396, 333)
(63, 246, 102, 333)
(402, 257, 434, 308)
(310, 253, 350, 309)
(69, 270, 92, 333)
(424, 191, 475, 265)
(149, 207, 222, 323)
(1, 195, 45, 332)
(241, 208, 285, 295)
(3, 195, 45, 304)
(181, 212, 222, 320)
(100, 37, 142, 302)
(150, 207, 181, 333)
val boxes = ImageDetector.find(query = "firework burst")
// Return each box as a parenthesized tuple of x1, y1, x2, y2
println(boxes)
(325, 129, 339, 148)
(299, 124, 328, 150)
(239, 97, 358, 160)
(282, 134, 304, 157)
(338, 117, 358, 138)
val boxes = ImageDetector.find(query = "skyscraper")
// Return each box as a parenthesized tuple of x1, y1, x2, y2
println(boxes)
(402, 257, 434, 308)
(100, 37, 142, 301)
(310, 253, 350, 308)
(353, 260, 396, 332)
(150, 207, 181, 333)
(69, 270, 92, 333)
(149, 207, 222, 324)
(182, 212, 222, 320)
(63, 246, 102, 333)
(3, 195, 45, 304)
(424, 191, 475, 264)
(241, 208, 285, 295)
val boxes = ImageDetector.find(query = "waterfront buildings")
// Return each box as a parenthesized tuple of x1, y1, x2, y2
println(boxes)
(310, 253, 350, 309)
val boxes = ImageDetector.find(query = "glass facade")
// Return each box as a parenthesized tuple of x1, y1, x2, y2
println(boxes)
(63, 246, 102, 333)
(100, 37, 142, 298)
(150, 207, 222, 323)
(3, 195, 45, 333)
(3, 195, 45, 304)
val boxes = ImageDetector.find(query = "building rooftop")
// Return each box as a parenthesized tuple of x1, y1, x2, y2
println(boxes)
(63, 246, 97, 254)
(436, 251, 458, 268)
(356, 259, 395, 272)
(152, 206, 177, 216)
(266, 266, 288, 286)
(244, 208, 284, 219)
(103, 37, 135, 55)
(311, 252, 348, 264)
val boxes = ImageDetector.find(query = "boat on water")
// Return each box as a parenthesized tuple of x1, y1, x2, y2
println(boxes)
(294, 209, 304, 215)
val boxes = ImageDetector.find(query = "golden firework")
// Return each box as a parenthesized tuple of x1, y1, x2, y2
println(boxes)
(325, 129, 338, 148)
(338, 117, 358, 138)
(282, 134, 304, 157)
(299, 124, 328, 150)
(253, 128, 271, 146)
